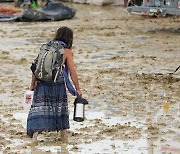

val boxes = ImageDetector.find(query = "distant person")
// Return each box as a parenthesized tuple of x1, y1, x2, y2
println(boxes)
(124, 0, 128, 7)
(27, 26, 82, 145)
(126, 0, 143, 6)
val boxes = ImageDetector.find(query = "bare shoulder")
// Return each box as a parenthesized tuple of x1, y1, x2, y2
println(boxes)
(64, 48, 73, 57)
(63, 48, 73, 64)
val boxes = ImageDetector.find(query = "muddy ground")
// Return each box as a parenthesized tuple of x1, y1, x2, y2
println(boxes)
(0, 1, 180, 154)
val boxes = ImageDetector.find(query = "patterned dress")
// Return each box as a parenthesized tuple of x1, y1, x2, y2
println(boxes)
(27, 75, 70, 137)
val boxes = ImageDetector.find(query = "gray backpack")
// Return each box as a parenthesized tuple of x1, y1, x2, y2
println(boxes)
(34, 41, 64, 82)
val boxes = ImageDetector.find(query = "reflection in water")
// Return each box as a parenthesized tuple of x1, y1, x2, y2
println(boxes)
(144, 99, 162, 154)
(146, 113, 154, 154)
(31, 143, 69, 154)
(31, 146, 47, 154)
(57, 143, 69, 154)
(145, 101, 180, 154)
(147, 139, 153, 154)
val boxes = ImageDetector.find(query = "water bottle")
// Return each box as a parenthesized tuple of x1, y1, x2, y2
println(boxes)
(23, 90, 34, 109)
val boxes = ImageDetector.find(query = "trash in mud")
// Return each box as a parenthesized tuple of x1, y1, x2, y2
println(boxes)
(0, 0, 75, 22)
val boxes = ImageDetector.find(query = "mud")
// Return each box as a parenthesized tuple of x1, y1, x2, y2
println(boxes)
(0, 2, 179, 154)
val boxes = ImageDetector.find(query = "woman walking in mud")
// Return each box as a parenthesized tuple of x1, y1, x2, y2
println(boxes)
(27, 26, 82, 145)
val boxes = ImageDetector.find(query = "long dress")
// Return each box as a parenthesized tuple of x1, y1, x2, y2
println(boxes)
(27, 75, 70, 137)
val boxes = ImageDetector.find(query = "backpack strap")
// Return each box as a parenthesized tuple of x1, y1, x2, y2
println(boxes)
(57, 40, 68, 48)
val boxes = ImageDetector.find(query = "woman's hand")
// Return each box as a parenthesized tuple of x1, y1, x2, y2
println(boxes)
(29, 85, 34, 91)
(76, 89, 82, 97)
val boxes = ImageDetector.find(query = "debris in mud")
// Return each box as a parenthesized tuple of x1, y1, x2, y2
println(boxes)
(143, 27, 180, 35)
(136, 73, 180, 84)
(0, 1, 75, 22)
(0, 6, 21, 14)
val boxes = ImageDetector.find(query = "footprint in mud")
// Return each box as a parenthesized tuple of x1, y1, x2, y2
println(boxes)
(98, 124, 141, 140)
(9, 118, 20, 122)
(3, 113, 13, 118)
(15, 58, 28, 65)
(70, 145, 79, 152)
(0, 89, 5, 93)
(31, 147, 49, 154)
(0, 136, 11, 149)
(1, 51, 10, 55)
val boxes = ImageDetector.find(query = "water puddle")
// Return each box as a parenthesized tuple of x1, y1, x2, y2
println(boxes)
(143, 27, 180, 35)
(12, 101, 180, 154)
(27, 38, 50, 45)
(137, 69, 180, 79)
(0, 37, 49, 51)
(77, 49, 133, 70)
(90, 50, 132, 59)
(76, 138, 148, 154)
(133, 35, 151, 41)
(0, 38, 28, 51)
(156, 28, 180, 35)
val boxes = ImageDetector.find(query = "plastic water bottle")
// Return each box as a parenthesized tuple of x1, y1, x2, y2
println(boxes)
(23, 90, 34, 110)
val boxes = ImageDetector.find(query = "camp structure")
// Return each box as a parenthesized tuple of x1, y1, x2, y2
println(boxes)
(127, 0, 180, 16)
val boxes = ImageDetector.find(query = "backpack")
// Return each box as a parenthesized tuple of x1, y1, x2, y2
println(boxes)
(34, 40, 64, 82)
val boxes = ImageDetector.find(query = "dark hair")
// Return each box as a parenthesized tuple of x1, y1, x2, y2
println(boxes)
(53, 26, 73, 49)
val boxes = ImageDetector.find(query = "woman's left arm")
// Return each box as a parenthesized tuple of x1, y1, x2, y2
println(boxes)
(29, 73, 35, 90)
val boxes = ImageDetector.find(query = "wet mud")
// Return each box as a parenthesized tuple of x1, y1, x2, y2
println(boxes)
(0, 2, 180, 154)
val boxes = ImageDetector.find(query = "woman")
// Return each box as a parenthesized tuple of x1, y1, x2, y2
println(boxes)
(27, 26, 82, 145)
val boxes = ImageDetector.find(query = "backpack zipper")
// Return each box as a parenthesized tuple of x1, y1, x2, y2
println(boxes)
(38, 51, 48, 79)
